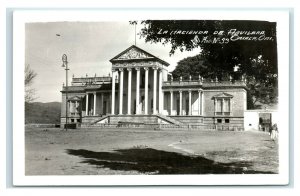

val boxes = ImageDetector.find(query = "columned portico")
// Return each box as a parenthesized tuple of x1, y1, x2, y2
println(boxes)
(109, 45, 170, 117)
(163, 89, 205, 116)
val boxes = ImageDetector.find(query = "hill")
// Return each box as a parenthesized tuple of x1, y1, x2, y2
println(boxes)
(25, 102, 61, 124)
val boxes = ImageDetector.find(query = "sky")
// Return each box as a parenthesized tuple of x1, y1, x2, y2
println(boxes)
(25, 22, 201, 102)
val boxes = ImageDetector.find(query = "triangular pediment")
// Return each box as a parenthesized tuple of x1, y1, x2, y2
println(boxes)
(213, 92, 233, 98)
(110, 45, 169, 66)
(116, 47, 152, 60)
(67, 96, 83, 101)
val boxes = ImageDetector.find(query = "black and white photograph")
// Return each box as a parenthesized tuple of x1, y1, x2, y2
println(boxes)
(12, 10, 290, 186)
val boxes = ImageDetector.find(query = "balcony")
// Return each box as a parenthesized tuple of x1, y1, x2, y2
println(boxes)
(163, 80, 246, 88)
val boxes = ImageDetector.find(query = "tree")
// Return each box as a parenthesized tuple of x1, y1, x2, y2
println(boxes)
(25, 64, 37, 103)
(133, 20, 278, 108)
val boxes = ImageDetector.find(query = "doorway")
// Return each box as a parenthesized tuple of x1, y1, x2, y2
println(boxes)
(259, 113, 272, 132)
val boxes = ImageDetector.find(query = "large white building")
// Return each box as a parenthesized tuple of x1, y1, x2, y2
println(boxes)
(61, 45, 247, 130)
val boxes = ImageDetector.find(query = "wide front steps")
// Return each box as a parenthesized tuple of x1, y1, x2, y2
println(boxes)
(155, 114, 183, 125)
(90, 114, 183, 125)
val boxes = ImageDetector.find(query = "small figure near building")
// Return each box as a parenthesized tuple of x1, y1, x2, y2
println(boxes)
(270, 123, 278, 141)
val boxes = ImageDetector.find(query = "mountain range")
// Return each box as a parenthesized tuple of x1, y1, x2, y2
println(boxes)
(25, 102, 61, 124)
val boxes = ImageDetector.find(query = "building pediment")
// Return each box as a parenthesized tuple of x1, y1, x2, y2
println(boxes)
(213, 92, 233, 98)
(110, 45, 169, 66)
(115, 47, 152, 60)
(68, 96, 83, 101)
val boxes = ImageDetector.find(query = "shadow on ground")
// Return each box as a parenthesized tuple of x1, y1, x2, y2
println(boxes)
(66, 148, 275, 174)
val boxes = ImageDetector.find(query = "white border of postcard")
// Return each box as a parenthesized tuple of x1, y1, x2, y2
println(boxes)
(13, 9, 290, 186)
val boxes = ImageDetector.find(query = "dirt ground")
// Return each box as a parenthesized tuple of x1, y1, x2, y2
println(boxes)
(25, 127, 278, 175)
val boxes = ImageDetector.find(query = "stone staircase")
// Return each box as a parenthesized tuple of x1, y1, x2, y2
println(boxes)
(91, 115, 109, 124)
(90, 114, 183, 125)
(155, 114, 183, 125)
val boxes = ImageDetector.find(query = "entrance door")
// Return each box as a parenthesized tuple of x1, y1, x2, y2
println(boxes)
(259, 113, 272, 132)
(103, 101, 107, 115)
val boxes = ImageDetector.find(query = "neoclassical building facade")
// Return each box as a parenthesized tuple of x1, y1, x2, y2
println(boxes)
(61, 45, 247, 128)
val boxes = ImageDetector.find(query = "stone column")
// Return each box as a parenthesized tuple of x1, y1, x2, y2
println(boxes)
(214, 98, 217, 114)
(127, 68, 132, 115)
(179, 90, 182, 116)
(198, 90, 201, 115)
(93, 92, 97, 116)
(101, 93, 104, 115)
(136, 67, 140, 114)
(201, 91, 204, 115)
(170, 91, 173, 115)
(119, 68, 124, 115)
(162, 91, 164, 114)
(68, 101, 71, 115)
(188, 90, 192, 115)
(85, 93, 89, 116)
(153, 67, 157, 114)
(222, 98, 224, 115)
(111, 69, 116, 115)
(144, 67, 149, 115)
(75, 101, 78, 115)
(230, 98, 232, 115)
(158, 69, 163, 114)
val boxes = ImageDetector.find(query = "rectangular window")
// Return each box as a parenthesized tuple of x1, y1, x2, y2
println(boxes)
(217, 119, 222, 123)
(223, 99, 230, 112)
(215, 98, 231, 116)
(225, 119, 230, 123)
(216, 99, 222, 112)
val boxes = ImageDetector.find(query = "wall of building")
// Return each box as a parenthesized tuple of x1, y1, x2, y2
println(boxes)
(203, 89, 246, 117)
(244, 110, 279, 131)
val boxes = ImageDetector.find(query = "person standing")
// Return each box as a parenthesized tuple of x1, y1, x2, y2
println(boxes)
(270, 123, 278, 141)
